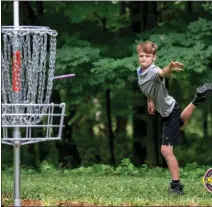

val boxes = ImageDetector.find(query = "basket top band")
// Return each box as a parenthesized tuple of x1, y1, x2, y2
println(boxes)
(2, 26, 57, 35)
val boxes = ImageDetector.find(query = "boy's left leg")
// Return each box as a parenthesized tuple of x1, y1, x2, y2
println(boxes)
(161, 145, 184, 195)
(161, 106, 184, 195)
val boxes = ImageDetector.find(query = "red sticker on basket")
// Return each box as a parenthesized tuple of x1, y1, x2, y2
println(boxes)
(12, 51, 21, 91)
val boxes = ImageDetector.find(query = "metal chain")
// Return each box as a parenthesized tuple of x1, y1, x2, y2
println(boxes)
(37, 34, 47, 104)
(45, 33, 57, 104)
(1, 27, 58, 125)
(26, 33, 32, 103)
(2, 35, 13, 103)
(2, 35, 8, 104)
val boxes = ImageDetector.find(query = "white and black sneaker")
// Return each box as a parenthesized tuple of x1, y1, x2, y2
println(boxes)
(168, 182, 184, 195)
(192, 83, 212, 106)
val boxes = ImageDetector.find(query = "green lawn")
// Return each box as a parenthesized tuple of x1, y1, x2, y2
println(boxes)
(2, 164, 212, 206)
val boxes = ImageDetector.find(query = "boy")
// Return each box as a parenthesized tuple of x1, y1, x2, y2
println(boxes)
(136, 41, 212, 195)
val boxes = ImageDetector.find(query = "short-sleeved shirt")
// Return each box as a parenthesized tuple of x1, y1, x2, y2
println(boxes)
(137, 63, 176, 117)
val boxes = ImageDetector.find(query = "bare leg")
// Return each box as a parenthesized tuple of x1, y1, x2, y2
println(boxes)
(180, 103, 196, 125)
(161, 145, 180, 180)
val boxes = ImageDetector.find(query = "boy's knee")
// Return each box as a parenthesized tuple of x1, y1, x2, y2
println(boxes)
(161, 145, 173, 158)
(161, 147, 167, 156)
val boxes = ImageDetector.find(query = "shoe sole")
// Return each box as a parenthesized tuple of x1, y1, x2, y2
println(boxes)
(197, 83, 212, 96)
(168, 189, 184, 195)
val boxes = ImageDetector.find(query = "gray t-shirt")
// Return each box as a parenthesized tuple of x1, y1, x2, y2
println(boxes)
(137, 63, 176, 117)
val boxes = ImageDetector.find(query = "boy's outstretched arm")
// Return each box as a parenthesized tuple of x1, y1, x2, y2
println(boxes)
(159, 61, 183, 78)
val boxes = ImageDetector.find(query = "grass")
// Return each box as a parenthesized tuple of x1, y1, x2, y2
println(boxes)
(2, 163, 212, 206)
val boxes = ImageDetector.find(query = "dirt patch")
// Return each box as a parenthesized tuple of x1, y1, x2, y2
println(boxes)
(21, 199, 44, 206)
(56, 201, 133, 206)
(2, 199, 133, 206)
(4, 199, 44, 206)
(56, 201, 105, 206)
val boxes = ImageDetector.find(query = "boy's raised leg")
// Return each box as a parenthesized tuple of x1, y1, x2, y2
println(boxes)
(180, 83, 212, 125)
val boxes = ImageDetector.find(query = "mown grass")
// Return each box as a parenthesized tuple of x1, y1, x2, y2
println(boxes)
(2, 161, 212, 206)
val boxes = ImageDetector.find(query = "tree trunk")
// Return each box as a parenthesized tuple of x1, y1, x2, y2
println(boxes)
(146, 114, 158, 166)
(106, 88, 115, 166)
(128, 1, 143, 33)
(132, 104, 147, 165)
(210, 101, 212, 138)
(187, 2, 193, 12)
(129, 1, 147, 166)
(60, 113, 82, 168)
(115, 116, 128, 163)
(203, 105, 209, 139)
(144, 1, 161, 167)
(144, 2, 157, 29)
(120, 1, 126, 15)
(20, 1, 44, 25)
(51, 89, 81, 168)
(36, 1, 44, 24)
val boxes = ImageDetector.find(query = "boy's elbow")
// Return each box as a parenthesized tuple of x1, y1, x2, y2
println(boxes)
(159, 70, 164, 78)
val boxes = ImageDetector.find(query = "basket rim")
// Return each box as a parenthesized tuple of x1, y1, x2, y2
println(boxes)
(2, 25, 57, 33)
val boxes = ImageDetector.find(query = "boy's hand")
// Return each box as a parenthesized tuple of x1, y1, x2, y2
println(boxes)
(147, 98, 155, 115)
(159, 61, 183, 78)
(168, 61, 184, 72)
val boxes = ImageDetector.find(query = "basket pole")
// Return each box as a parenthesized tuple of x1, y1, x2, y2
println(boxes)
(13, 1, 21, 206)
(14, 0, 19, 27)
(13, 129, 21, 207)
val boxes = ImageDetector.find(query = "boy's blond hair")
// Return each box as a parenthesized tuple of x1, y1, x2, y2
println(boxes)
(137, 41, 158, 55)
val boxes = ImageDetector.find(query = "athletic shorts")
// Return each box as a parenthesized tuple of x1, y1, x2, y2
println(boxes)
(161, 102, 184, 146)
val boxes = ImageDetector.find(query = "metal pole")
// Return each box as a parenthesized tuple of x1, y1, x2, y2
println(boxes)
(13, 1, 21, 206)
(14, 0, 19, 28)
(13, 130, 21, 207)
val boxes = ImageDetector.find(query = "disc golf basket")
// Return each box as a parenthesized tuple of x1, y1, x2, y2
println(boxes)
(1, 25, 66, 141)
(1, 3, 74, 206)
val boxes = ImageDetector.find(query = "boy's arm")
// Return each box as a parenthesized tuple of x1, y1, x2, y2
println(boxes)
(147, 98, 155, 115)
(159, 61, 183, 78)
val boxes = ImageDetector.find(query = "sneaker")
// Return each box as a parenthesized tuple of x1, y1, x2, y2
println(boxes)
(192, 83, 212, 106)
(197, 83, 212, 96)
(168, 182, 184, 195)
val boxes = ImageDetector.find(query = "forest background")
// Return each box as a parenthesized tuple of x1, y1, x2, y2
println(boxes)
(1, 1, 212, 170)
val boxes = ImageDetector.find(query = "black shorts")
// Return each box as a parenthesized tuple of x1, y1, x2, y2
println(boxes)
(161, 102, 184, 146)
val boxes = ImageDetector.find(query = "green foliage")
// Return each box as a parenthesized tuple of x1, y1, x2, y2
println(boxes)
(18, 159, 210, 179)
(1, 1, 212, 170)
(1, 145, 13, 170)
(180, 162, 211, 179)
(175, 132, 212, 166)
(115, 158, 139, 175)
(70, 164, 114, 175)
(138, 18, 212, 83)
(202, 2, 212, 13)
(91, 56, 137, 89)
(39, 160, 56, 173)
(63, 1, 128, 31)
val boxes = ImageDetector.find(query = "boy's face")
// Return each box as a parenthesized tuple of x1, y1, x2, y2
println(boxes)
(138, 51, 156, 69)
